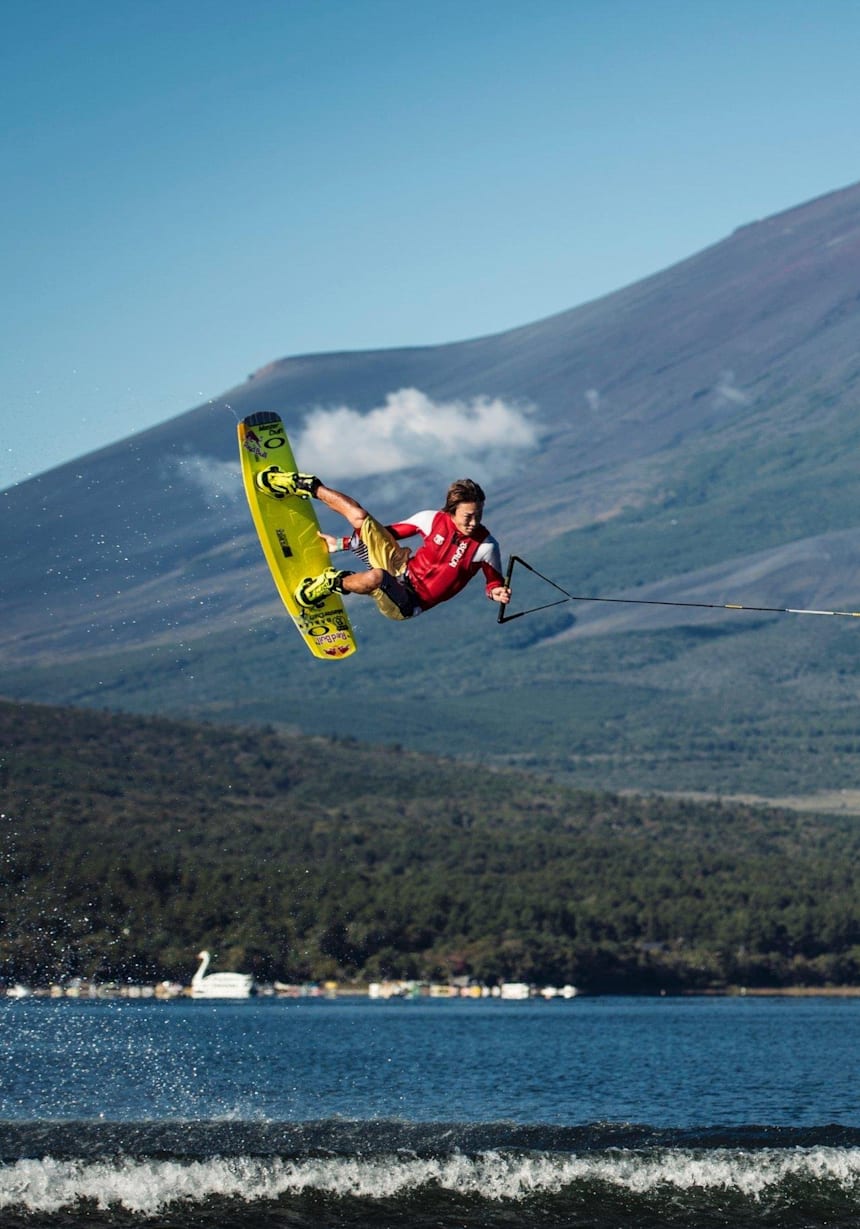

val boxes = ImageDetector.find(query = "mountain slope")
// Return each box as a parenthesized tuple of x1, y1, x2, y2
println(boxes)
(3, 182, 860, 794)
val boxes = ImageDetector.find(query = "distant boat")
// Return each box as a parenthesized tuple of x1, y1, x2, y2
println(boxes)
(499, 982, 531, 1000)
(190, 950, 253, 999)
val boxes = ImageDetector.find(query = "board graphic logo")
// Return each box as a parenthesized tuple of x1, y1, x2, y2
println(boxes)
(242, 430, 266, 459)
(275, 529, 293, 558)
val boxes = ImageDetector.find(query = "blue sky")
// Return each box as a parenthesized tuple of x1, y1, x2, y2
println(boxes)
(2, 0, 859, 489)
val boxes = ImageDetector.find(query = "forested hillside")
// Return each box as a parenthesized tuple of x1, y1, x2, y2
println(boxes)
(2, 699, 859, 992)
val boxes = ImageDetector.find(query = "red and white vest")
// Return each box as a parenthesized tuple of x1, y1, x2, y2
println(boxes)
(390, 509, 504, 610)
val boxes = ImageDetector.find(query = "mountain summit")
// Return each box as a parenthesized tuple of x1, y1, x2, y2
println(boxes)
(4, 182, 860, 796)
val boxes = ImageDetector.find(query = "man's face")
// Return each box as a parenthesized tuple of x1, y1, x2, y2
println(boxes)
(451, 501, 483, 537)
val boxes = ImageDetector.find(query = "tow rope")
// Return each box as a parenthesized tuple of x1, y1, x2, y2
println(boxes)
(498, 555, 860, 624)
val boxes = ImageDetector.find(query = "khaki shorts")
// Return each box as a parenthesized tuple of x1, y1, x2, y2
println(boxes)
(360, 516, 416, 622)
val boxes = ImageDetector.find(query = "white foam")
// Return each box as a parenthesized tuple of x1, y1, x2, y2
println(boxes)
(3, 1147, 860, 1215)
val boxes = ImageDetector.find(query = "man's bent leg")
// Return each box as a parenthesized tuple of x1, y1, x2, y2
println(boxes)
(358, 516, 411, 575)
(296, 503, 416, 620)
(342, 569, 385, 595)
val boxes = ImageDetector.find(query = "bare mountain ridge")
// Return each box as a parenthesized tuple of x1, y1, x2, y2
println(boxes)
(241, 181, 860, 534)
(3, 182, 860, 792)
(4, 182, 860, 643)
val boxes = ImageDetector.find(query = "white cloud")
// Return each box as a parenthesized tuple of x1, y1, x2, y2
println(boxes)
(169, 455, 241, 502)
(293, 388, 540, 483)
(714, 370, 751, 407)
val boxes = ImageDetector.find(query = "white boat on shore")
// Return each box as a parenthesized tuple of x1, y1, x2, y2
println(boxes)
(190, 951, 254, 999)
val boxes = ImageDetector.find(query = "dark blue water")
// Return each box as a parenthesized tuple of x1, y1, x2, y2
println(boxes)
(3, 995, 860, 1226)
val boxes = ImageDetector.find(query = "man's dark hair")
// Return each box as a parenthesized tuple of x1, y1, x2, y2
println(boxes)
(444, 478, 486, 514)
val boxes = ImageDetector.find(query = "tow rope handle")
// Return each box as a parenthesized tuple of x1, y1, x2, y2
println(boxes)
(497, 555, 573, 624)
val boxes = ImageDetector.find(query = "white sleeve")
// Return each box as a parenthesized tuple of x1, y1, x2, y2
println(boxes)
(475, 534, 503, 575)
(403, 510, 437, 537)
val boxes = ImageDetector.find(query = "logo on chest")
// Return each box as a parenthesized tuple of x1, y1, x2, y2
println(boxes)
(449, 539, 470, 567)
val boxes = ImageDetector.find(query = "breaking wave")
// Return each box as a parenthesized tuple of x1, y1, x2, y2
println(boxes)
(3, 1121, 860, 1227)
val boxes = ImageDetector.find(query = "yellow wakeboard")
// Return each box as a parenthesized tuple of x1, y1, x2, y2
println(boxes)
(238, 411, 357, 660)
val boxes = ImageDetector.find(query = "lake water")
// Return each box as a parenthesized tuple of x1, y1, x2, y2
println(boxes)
(2, 994, 860, 1226)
